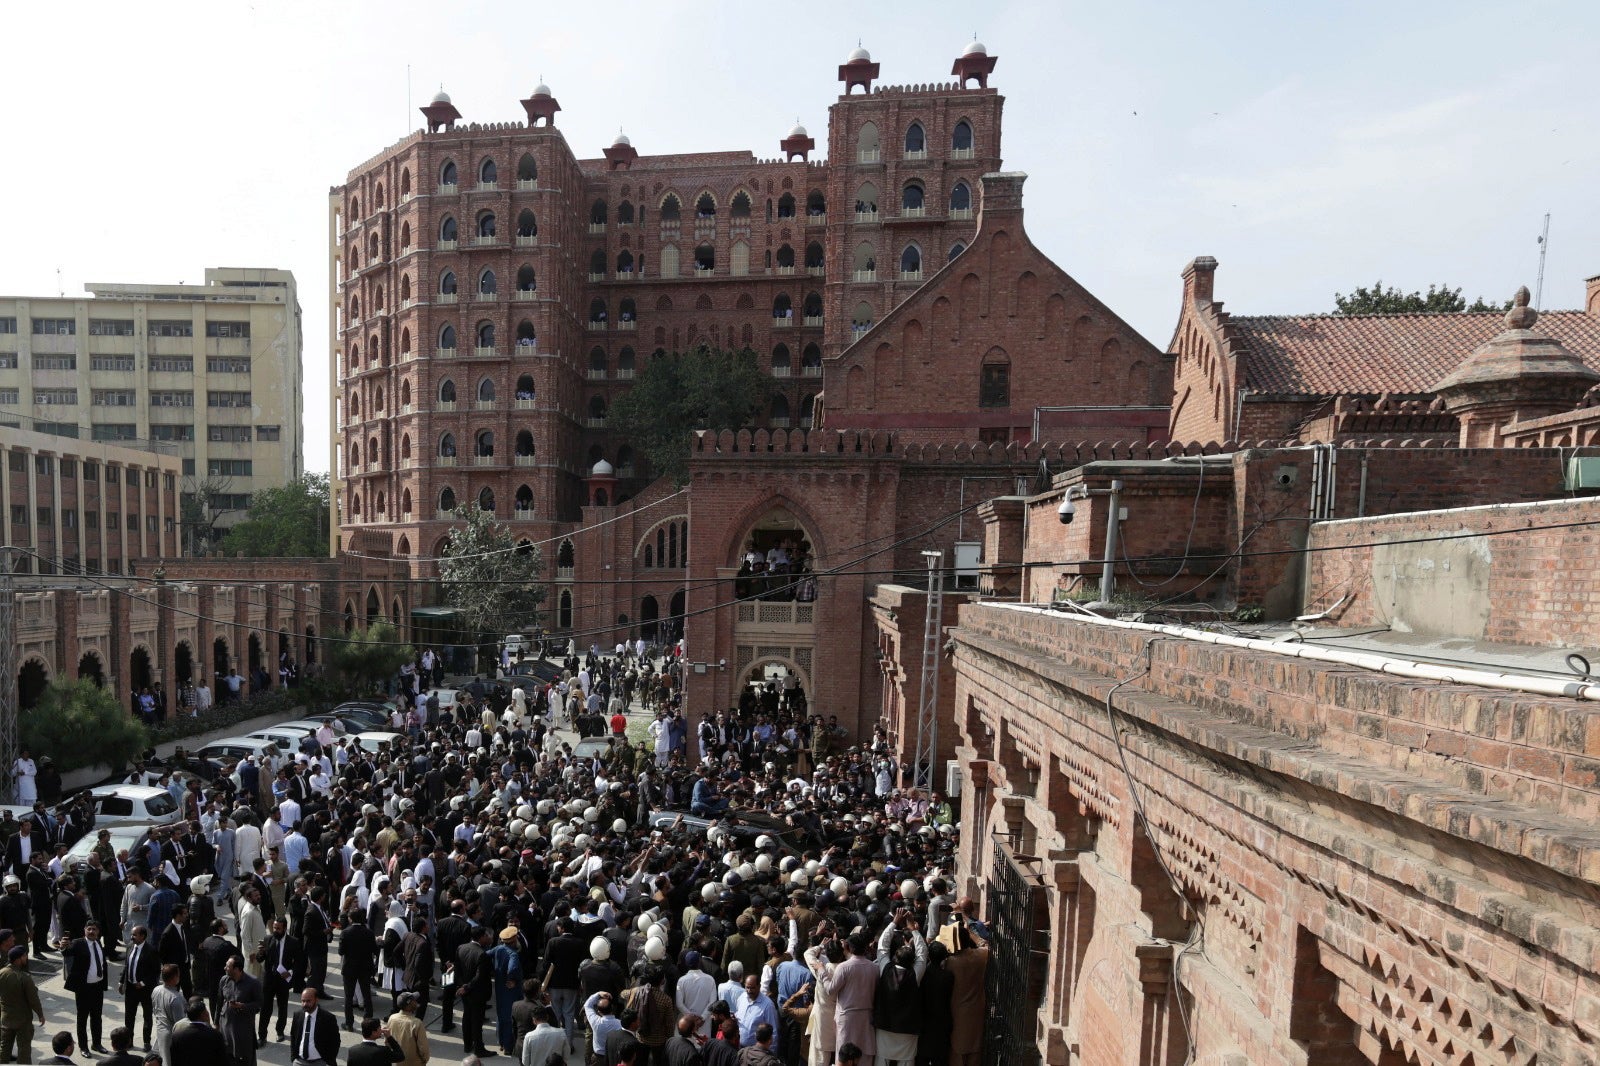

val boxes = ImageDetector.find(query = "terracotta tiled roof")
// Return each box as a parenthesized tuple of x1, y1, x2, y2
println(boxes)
(1232, 311, 1600, 395)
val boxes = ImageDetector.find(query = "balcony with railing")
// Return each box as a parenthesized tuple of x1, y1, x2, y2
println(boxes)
(770, 417, 791, 428)
(511, 510, 536, 520)
(435, 455, 457, 466)
(586, 369, 607, 381)
(474, 292, 498, 302)
(514, 454, 538, 466)
(515, 398, 537, 410)
(952, 147, 976, 160)
(557, 565, 575, 580)
(588, 272, 605, 283)
(802, 364, 823, 377)
(775, 266, 795, 276)
(773, 316, 792, 328)
(807, 266, 825, 278)
(585, 416, 607, 428)
(433, 348, 456, 359)
(772, 367, 792, 379)
(588, 222, 606, 234)
(898, 206, 926, 220)
(615, 368, 635, 380)
(436, 293, 458, 304)
(905, 149, 928, 162)
(854, 210, 878, 224)
(513, 290, 537, 302)
(472, 454, 496, 466)
(436, 401, 457, 413)
(515, 234, 538, 247)
(950, 208, 974, 220)
(437, 239, 458, 251)
(478, 181, 498, 193)
(900, 270, 924, 282)
(614, 271, 635, 281)
(807, 213, 826, 227)
(473, 346, 498, 358)
(693, 266, 713, 277)
(730, 590, 817, 634)
(516, 179, 538, 191)
(436, 509, 456, 521)
(857, 148, 880, 163)
(803, 315, 823, 328)
(437, 183, 458, 195)
(616, 319, 635, 330)
(474, 400, 497, 411)
(473, 235, 498, 247)
(852, 269, 877, 283)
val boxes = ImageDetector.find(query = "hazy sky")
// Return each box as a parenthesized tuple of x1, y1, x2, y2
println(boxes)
(3, 0, 1596, 473)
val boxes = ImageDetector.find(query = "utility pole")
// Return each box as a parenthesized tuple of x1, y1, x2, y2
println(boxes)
(0, 547, 16, 796)
(913, 549, 945, 793)
(1534, 213, 1551, 311)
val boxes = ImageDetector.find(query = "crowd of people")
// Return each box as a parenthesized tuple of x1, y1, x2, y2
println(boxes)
(0, 646, 988, 1066)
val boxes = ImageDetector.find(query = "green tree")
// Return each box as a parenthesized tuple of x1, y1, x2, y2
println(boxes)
(220, 473, 331, 557)
(180, 476, 234, 555)
(439, 505, 546, 661)
(21, 678, 148, 773)
(608, 345, 772, 485)
(326, 621, 415, 695)
(1333, 282, 1510, 315)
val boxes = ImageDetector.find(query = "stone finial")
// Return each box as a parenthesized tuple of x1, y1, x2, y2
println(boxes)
(1505, 285, 1537, 330)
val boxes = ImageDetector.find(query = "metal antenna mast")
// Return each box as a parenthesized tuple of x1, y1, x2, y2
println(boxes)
(913, 550, 945, 792)
(1535, 212, 1551, 311)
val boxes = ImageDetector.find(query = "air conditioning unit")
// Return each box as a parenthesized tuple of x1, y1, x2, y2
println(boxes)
(953, 541, 981, 589)
(1566, 457, 1600, 492)
(945, 759, 962, 798)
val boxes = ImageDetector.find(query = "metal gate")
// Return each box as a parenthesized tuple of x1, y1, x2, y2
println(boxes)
(984, 838, 1050, 1066)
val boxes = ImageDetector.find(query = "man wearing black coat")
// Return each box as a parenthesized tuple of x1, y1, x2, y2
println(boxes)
(23, 857, 52, 958)
(345, 1017, 403, 1066)
(300, 888, 332, 996)
(120, 925, 162, 1050)
(257, 918, 304, 1043)
(432, 901, 472, 1032)
(3, 821, 38, 879)
(339, 914, 378, 1032)
(197, 919, 238, 1020)
(287, 988, 340, 1066)
(62, 920, 112, 1054)
(168, 999, 228, 1066)
(158, 903, 194, 998)
(399, 919, 434, 1022)
(456, 926, 494, 1058)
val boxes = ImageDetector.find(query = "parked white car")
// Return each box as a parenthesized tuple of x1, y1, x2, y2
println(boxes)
(196, 736, 283, 774)
(86, 785, 182, 828)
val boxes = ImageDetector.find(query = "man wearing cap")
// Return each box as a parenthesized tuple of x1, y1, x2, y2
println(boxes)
(0, 943, 43, 1063)
(675, 952, 715, 1036)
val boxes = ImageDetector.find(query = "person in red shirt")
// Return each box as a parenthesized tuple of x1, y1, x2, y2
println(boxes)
(610, 710, 628, 737)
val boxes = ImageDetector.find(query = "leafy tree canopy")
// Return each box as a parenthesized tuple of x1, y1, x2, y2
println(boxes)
(327, 620, 415, 695)
(438, 504, 545, 640)
(608, 345, 773, 486)
(22, 678, 148, 773)
(1333, 281, 1511, 315)
(220, 473, 331, 557)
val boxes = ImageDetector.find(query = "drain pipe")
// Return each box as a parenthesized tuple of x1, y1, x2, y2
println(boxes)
(999, 601, 1600, 703)
(1100, 479, 1124, 603)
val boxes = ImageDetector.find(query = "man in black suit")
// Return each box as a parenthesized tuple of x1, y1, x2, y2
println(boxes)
(287, 987, 340, 1066)
(433, 900, 471, 1033)
(62, 920, 111, 1054)
(217, 956, 261, 1066)
(95, 1025, 142, 1066)
(3, 821, 37, 879)
(23, 857, 52, 959)
(337, 912, 378, 1032)
(120, 926, 161, 1050)
(258, 917, 304, 1043)
(158, 903, 193, 999)
(457, 925, 494, 1058)
(345, 1017, 402, 1066)
(300, 888, 332, 997)
(168, 999, 228, 1066)
(197, 919, 238, 1021)
(42, 1031, 76, 1065)
(399, 918, 433, 1023)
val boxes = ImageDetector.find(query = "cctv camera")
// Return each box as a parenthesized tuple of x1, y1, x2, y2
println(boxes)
(1057, 496, 1076, 524)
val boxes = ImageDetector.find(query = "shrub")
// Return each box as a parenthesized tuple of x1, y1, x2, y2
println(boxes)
(22, 679, 149, 773)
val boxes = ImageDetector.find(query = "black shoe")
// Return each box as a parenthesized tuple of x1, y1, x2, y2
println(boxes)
(92, 1046, 108, 1056)
(440, 1024, 456, 1033)
(276, 1032, 287, 1041)
(344, 1023, 355, 1032)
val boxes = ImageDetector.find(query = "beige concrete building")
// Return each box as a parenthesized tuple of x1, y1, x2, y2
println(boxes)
(0, 267, 303, 542)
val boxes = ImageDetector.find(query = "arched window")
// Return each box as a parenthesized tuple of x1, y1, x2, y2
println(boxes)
(773, 294, 793, 320)
(616, 444, 634, 473)
(478, 269, 497, 295)
(439, 379, 456, 403)
(588, 396, 607, 420)
(800, 392, 816, 427)
(475, 429, 494, 456)
(400, 221, 411, 251)
(400, 169, 412, 197)
(558, 589, 572, 628)
(900, 244, 922, 276)
(853, 242, 876, 275)
(400, 275, 411, 302)
(732, 191, 752, 218)
(515, 485, 533, 512)
(367, 232, 379, 260)
(618, 200, 635, 224)
(438, 324, 457, 349)
(479, 157, 497, 184)
(515, 320, 536, 346)
(902, 182, 925, 211)
(771, 394, 790, 422)
(660, 244, 680, 278)
(476, 212, 496, 238)
(776, 193, 795, 219)
(515, 430, 535, 457)
(516, 265, 536, 292)
(589, 298, 607, 324)
(852, 301, 875, 333)
(439, 270, 457, 295)
(438, 432, 456, 457)
(803, 292, 822, 318)
(440, 159, 458, 185)
(695, 192, 716, 218)
(694, 245, 714, 272)
(477, 378, 496, 403)
(952, 120, 974, 152)
(348, 344, 360, 372)
(855, 182, 880, 218)
(478, 486, 495, 512)
(772, 344, 791, 371)
(351, 493, 361, 516)
(950, 241, 967, 259)
(805, 242, 824, 270)
(858, 122, 880, 161)
(619, 298, 636, 322)
(439, 216, 457, 241)
(979, 355, 1010, 408)
(776, 245, 795, 269)
(950, 181, 972, 212)
(401, 491, 412, 516)
(618, 347, 636, 374)
(802, 343, 822, 369)
(659, 194, 681, 222)
(373, 388, 385, 411)
(590, 200, 607, 225)
(350, 442, 360, 467)
(400, 433, 411, 459)
(589, 249, 606, 275)
(515, 375, 535, 401)
(375, 491, 386, 515)
(349, 295, 360, 320)
(904, 122, 926, 154)
(617, 250, 634, 275)
(517, 153, 536, 182)
(400, 378, 411, 406)
(516, 209, 537, 238)
(807, 190, 826, 217)
(589, 347, 607, 374)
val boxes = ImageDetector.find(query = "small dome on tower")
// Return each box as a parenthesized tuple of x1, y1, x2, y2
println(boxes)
(612, 132, 631, 147)
(590, 459, 615, 477)
(846, 46, 871, 63)
(788, 123, 808, 138)
(963, 39, 987, 56)
(532, 82, 552, 98)
(431, 89, 452, 105)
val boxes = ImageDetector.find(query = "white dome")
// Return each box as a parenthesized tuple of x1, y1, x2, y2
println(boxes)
(788, 123, 808, 138)
(591, 459, 615, 476)
(963, 40, 987, 56)
(612, 132, 631, 147)
(533, 82, 552, 98)
(846, 46, 871, 63)
(432, 89, 452, 105)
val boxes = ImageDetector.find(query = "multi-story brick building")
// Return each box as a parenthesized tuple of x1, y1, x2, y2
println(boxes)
(0, 268, 304, 538)
(330, 44, 1063, 562)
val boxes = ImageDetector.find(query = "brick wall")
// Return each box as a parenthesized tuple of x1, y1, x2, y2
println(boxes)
(946, 600, 1600, 1065)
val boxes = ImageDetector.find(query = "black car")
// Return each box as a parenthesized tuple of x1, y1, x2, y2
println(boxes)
(646, 807, 818, 856)
(507, 660, 564, 684)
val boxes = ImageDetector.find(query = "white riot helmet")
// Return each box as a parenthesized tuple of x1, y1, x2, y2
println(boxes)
(636, 914, 654, 933)
(584, 806, 599, 824)
(701, 883, 719, 903)
(612, 819, 628, 834)
(590, 937, 611, 961)
(754, 854, 773, 874)
(644, 937, 666, 962)
(754, 835, 774, 850)
(830, 876, 849, 897)
(866, 880, 883, 899)
(900, 879, 921, 900)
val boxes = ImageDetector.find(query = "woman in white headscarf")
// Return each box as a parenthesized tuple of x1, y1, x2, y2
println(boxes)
(382, 898, 410, 996)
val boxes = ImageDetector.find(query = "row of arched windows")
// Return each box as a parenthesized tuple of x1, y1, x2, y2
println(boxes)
(856, 119, 974, 158)
(853, 180, 972, 216)
(437, 209, 539, 244)
(591, 189, 828, 226)
(354, 483, 538, 519)
(435, 154, 538, 189)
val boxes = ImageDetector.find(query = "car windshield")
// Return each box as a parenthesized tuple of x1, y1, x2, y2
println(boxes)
(144, 792, 177, 816)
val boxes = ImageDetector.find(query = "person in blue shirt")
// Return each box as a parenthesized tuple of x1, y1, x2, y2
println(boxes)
(690, 776, 727, 818)
(734, 972, 779, 1052)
